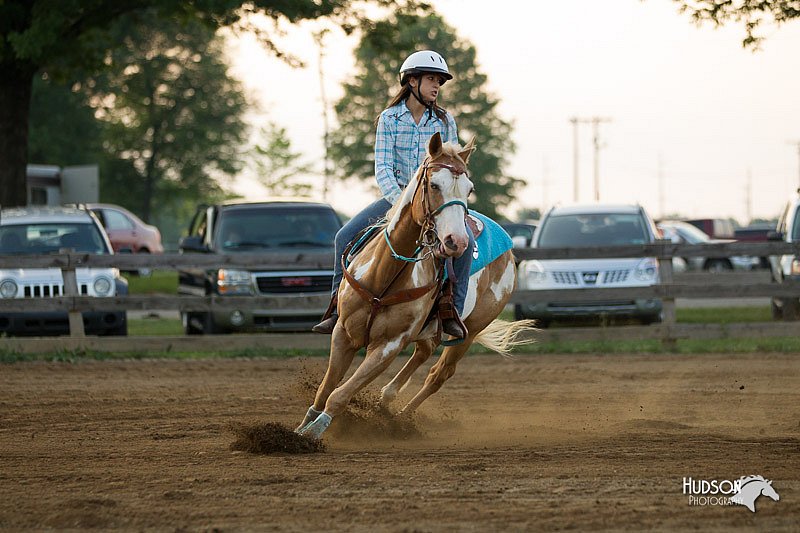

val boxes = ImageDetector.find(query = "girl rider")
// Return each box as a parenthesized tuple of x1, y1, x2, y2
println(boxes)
(313, 50, 475, 340)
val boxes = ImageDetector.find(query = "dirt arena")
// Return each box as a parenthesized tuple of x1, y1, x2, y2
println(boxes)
(1, 351, 798, 531)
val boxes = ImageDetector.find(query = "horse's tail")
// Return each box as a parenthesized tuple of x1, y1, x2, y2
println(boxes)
(473, 319, 538, 358)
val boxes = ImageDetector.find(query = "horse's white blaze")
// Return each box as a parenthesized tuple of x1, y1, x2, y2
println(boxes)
(490, 259, 516, 300)
(431, 168, 472, 250)
(460, 270, 482, 319)
(353, 258, 373, 280)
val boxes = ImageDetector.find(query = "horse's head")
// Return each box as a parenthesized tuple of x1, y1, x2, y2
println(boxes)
(412, 132, 476, 259)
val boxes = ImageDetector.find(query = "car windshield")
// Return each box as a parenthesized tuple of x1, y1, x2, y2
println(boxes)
(216, 206, 341, 252)
(538, 213, 649, 247)
(0, 222, 108, 254)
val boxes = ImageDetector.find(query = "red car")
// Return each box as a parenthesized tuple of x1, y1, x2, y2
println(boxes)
(86, 203, 164, 254)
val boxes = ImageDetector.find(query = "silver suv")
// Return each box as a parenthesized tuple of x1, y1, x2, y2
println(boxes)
(0, 206, 128, 336)
(769, 195, 800, 319)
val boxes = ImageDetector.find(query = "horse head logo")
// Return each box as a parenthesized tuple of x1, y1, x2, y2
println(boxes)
(730, 475, 780, 512)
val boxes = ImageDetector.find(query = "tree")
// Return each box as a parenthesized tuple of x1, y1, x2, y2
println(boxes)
(674, 0, 800, 48)
(328, 11, 524, 219)
(250, 123, 315, 197)
(0, 0, 360, 208)
(84, 15, 248, 222)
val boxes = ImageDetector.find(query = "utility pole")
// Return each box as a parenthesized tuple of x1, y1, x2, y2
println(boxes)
(570, 117, 579, 202)
(590, 117, 612, 202)
(314, 29, 331, 202)
(570, 116, 612, 202)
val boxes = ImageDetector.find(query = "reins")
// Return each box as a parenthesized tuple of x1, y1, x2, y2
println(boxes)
(343, 158, 468, 346)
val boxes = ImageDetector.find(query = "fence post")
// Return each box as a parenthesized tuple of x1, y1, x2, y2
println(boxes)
(61, 251, 85, 338)
(657, 240, 676, 350)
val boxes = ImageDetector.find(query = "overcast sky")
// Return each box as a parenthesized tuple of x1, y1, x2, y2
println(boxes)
(224, 1, 800, 224)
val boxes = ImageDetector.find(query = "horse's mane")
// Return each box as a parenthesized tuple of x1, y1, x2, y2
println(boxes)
(739, 475, 769, 485)
(382, 141, 469, 226)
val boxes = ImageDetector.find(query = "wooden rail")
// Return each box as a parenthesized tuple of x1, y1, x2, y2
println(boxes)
(2, 241, 800, 353)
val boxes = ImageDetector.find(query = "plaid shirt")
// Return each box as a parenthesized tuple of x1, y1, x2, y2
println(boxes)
(374, 101, 458, 204)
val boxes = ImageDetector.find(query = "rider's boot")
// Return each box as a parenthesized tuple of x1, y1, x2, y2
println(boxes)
(312, 293, 338, 334)
(438, 282, 467, 340)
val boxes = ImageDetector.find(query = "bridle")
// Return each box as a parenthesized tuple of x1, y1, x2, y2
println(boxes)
(384, 160, 468, 263)
(341, 158, 470, 346)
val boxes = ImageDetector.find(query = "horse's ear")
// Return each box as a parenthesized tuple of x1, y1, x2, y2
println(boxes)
(428, 132, 443, 158)
(459, 137, 477, 164)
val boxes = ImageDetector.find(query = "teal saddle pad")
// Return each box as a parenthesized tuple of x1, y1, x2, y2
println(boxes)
(466, 210, 513, 276)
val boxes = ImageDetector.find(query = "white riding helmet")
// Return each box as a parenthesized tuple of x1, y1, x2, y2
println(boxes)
(399, 50, 452, 85)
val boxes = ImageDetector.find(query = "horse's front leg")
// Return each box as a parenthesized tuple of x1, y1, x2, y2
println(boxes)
(299, 335, 409, 439)
(381, 337, 437, 407)
(295, 327, 356, 432)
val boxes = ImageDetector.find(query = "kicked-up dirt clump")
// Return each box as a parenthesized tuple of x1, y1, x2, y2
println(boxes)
(229, 421, 325, 454)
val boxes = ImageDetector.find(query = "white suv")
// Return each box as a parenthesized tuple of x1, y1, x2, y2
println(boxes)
(516, 204, 663, 326)
(769, 196, 800, 320)
(0, 206, 128, 336)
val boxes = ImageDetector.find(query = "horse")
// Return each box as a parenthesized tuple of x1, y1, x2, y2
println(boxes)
(296, 132, 534, 439)
(730, 475, 780, 512)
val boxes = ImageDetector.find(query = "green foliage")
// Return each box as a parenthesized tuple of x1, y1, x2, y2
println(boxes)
(674, 0, 800, 48)
(329, 10, 523, 219)
(249, 123, 314, 196)
(27, 73, 103, 166)
(84, 14, 248, 223)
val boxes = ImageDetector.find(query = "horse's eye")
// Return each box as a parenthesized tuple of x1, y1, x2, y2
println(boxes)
(430, 183, 440, 191)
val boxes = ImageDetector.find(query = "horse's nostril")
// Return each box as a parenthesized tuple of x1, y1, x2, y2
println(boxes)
(445, 237, 457, 251)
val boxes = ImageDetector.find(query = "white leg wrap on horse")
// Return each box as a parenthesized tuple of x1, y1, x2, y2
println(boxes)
(298, 412, 332, 439)
(294, 406, 323, 433)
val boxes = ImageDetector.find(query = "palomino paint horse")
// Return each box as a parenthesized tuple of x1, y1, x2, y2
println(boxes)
(297, 133, 532, 439)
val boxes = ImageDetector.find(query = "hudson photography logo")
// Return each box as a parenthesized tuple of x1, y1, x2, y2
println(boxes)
(682, 475, 780, 512)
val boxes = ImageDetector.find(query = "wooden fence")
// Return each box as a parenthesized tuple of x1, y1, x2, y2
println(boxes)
(3, 240, 800, 353)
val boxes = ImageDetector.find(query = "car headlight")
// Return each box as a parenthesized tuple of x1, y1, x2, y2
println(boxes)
(93, 276, 113, 296)
(0, 279, 18, 298)
(519, 260, 547, 288)
(634, 258, 658, 281)
(217, 269, 253, 295)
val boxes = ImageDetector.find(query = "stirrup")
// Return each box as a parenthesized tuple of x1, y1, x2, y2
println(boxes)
(312, 313, 338, 334)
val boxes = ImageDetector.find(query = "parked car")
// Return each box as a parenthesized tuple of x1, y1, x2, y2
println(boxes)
(178, 200, 342, 334)
(0, 206, 127, 336)
(734, 226, 772, 268)
(768, 196, 800, 320)
(500, 221, 538, 248)
(657, 220, 760, 272)
(86, 203, 163, 254)
(515, 204, 662, 327)
(684, 218, 735, 239)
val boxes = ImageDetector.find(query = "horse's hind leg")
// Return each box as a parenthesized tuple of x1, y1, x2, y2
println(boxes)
(399, 337, 473, 415)
(296, 328, 356, 432)
(380, 338, 437, 407)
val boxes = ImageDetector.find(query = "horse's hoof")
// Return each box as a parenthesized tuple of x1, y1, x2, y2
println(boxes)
(298, 412, 332, 439)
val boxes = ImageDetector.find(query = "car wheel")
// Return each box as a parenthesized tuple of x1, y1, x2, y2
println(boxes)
(203, 312, 226, 334)
(513, 304, 527, 321)
(782, 298, 800, 321)
(640, 314, 662, 325)
(106, 321, 128, 336)
(705, 259, 732, 273)
(182, 312, 203, 335)
(771, 298, 783, 320)
(534, 319, 550, 329)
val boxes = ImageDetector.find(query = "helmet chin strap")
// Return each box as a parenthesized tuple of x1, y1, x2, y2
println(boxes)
(409, 79, 435, 124)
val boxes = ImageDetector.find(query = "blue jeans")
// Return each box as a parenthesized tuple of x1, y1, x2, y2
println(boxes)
(332, 199, 475, 316)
